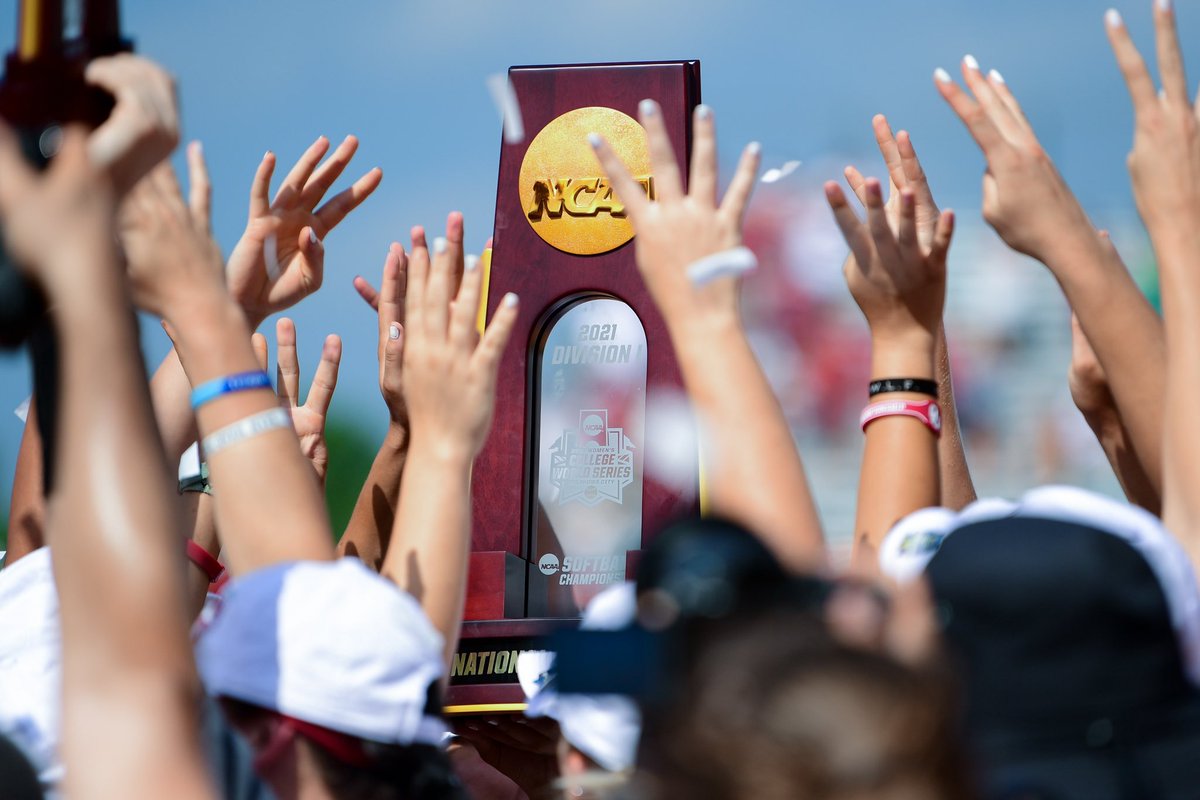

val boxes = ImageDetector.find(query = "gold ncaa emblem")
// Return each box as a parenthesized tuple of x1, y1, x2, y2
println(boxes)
(519, 106, 654, 256)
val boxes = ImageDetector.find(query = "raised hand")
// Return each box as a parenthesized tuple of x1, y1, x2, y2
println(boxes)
(1106, 5, 1200, 241)
(251, 319, 341, 484)
(401, 218, 517, 462)
(844, 115, 940, 243)
(354, 239, 413, 428)
(826, 175, 954, 347)
(590, 100, 759, 332)
(0, 124, 117, 300)
(118, 147, 224, 320)
(934, 57, 1092, 261)
(226, 135, 383, 326)
(85, 54, 180, 196)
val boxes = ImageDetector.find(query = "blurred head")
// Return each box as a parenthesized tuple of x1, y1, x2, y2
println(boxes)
(637, 608, 973, 800)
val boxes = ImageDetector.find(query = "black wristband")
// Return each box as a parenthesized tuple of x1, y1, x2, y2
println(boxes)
(869, 378, 938, 398)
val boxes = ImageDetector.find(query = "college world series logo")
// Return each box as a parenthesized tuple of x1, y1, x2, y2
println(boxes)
(549, 409, 635, 506)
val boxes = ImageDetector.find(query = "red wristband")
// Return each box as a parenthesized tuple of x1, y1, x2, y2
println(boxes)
(186, 540, 225, 584)
(860, 399, 942, 437)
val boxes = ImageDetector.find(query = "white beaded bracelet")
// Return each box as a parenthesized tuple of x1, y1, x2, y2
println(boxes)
(686, 246, 758, 287)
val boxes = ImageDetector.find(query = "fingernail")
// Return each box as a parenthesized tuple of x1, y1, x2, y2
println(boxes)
(587, 132, 602, 148)
(465, 254, 479, 272)
(264, 150, 273, 160)
(503, 292, 519, 308)
(934, 67, 952, 83)
(308, 228, 319, 245)
(1158, 0, 1171, 11)
(1106, 8, 1123, 27)
(191, 141, 203, 156)
(433, 237, 447, 254)
(639, 99, 658, 117)
(988, 69, 1005, 84)
(963, 54, 979, 71)
(747, 141, 762, 156)
(389, 323, 400, 341)
(695, 104, 712, 120)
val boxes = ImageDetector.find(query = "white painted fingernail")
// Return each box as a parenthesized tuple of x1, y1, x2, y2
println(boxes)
(587, 132, 601, 148)
(264, 150, 273, 160)
(963, 54, 979, 71)
(389, 323, 400, 340)
(1106, 8, 1123, 27)
(988, 69, 1005, 84)
(308, 228, 319, 245)
(1158, 0, 1171, 12)
(934, 67, 952, 83)
(503, 292, 519, 308)
(747, 141, 762, 156)
(433, 237, 447, 254)
(465, 254, 479, 272)
(695, 104, 712, 120)
(639, 99, 657, 117)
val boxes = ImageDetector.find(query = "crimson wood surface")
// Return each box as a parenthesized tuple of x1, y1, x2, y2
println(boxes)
(468, 62, 701, 624)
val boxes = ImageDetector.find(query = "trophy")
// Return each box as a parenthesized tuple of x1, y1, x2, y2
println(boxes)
(445, 61, 702, 713)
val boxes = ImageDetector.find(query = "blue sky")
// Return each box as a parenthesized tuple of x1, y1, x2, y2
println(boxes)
(0, 0, 1190, 514)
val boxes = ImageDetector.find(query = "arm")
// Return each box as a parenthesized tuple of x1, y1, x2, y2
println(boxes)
(1105, 6, 1200, 552)
(380, 216, 518, 667)
(842, 116, 976, 511)
(825, 162, 955, 573)
(592, 102, 825, 572)
(0, 127, 212, 799)
(120, 163, 333, 574)
(340, 241, 413, 567)
(935, 55, 1165, 497)
(6, 401, 44, 564)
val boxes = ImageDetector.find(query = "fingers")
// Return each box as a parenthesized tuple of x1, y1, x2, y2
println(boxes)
(929, 209, 956, 266)
(474, 293, 520, 375)
(960, 56, 1023, 142)
(305, 334, 342, 417)
(896, 189, 920, 262)
(313, 166, 383, 236)
(982, 70, 1033, 134)
(249, 150, 275, 220)
(823, 181, 873, 267)
(251, 332, 269, 372)
(437, 211, 465, 294)
(871, 114, 908, 191)
(895, 131, 937, 212)
(718, 141, 762, 230)
(273, 136, 330, 209)
(934, 67, 1006, 155)
(186, 141, 212, 233)
(0, 120, 35, 213)
(405, 226, 430, 338)
(276, 317, 300, 407)
(424, 228, 454, 337)
(1154, 1, 1190, 106)
(353, 275, 381, 311)
(450, 254, 483, 351)
(380, 242, 407, 329)
(844, 165, 869, 206)
(638, 99, 683, 202)
(1106, 9, 1158, 115)
(299, 134, 359, 211)
(297, 226, 324, 290)
(590, 134, 649, 219)
(863, 178, 900, 263)
(688, 104, 718, 206)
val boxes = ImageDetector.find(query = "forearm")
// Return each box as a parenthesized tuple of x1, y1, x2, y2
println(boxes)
(1044, 231, 1164, 494)
(337, 424, 408, 569)
(150, 347, 200, 464)
(185, 492, 219, 618)
(171, 295, 333, 572)
(381, 446, 471, 667)
(6, 402, 45, 563)
(935, 325, 975, 509)
(1081, 406, 1160, 514)
(671, 314, 825, 572)
(852, 335, 939, 573)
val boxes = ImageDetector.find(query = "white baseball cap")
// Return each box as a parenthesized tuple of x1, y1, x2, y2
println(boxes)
(518, 582, 641, 773)
(196, 558, 446, 746)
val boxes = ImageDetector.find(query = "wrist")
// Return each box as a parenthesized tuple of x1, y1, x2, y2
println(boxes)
(870, 332, 936, 379)
(405, 434, 474, 471)
(384, 422, 410, 453)
(170, 298, 257, 384)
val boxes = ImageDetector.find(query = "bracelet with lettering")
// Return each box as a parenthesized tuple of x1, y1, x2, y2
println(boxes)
(868, 378, 938, 398)
(190, 371, 272, 410)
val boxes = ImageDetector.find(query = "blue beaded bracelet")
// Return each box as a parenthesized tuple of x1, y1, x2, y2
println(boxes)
(190, 371, 272, 410)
